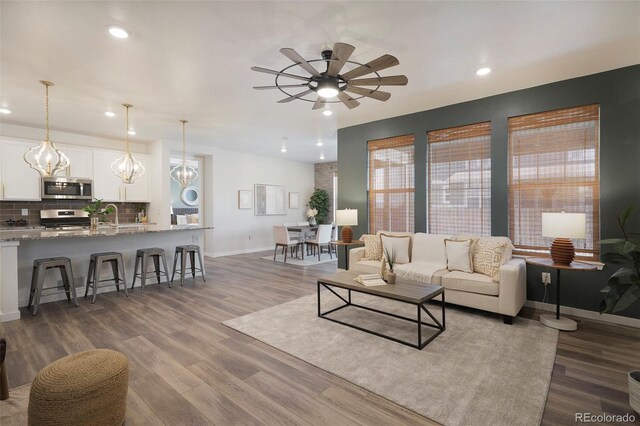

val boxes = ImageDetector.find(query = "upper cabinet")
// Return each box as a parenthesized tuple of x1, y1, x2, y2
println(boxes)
(93, 149, 149, 202)
(58, 144, 93, 179)
(0, 139, 41, 200)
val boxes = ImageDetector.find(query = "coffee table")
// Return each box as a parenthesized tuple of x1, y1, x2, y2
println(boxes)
(317, 271, 445, 349)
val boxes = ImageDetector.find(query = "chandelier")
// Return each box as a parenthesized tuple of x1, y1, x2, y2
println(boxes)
(111, 103, 145, 184)
(170, 120, 198, 187)
(23, 81, 70, 176)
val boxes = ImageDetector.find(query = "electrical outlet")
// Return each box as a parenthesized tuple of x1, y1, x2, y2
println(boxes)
(192, 235, 200, 243)
(22, 209, 28, 216)
(542, 272, 551, 285)
(248, 235, 251, 240)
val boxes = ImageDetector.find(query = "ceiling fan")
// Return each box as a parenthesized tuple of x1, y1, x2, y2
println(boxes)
(251, 42, 408, 110)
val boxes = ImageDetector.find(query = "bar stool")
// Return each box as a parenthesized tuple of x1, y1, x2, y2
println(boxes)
(131, 248, 170, 293)
(171, 245, 206, 286)
(84, 252, 129, 304)
(28, 257, 78, 316)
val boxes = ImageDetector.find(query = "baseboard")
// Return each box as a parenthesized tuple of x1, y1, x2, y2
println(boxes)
(525, 300, 640, 328)
(208, 246, 273, 258)
(0, 310, 21, 322)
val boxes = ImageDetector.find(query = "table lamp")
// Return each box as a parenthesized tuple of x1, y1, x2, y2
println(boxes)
(336, 209, 358, 243)
(541, 212, 586, 265)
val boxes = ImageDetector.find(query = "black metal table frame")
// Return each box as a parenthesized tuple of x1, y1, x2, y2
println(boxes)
(317, 281, 445, 349)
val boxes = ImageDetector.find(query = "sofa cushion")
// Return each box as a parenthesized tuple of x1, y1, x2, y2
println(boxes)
(441, 271, 499, 296)
(395, 262, 448, 284)
(473, 239, 508, 282)
(445, 239, 473, 273)
(361, 234, 383, 261)
(380, 233, 411, 264)
(411, 233, 449, 265)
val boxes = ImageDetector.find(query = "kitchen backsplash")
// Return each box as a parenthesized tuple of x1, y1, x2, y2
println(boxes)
(1, 200, 148, 227)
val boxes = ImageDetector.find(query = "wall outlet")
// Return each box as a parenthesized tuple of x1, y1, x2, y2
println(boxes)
(192, 235, 200, 243)
(542, 272, 551, 285)
(21, 209, 28, 216)
(248, 235, 251, 240)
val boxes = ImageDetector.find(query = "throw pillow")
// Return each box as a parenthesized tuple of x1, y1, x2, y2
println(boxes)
(445, 239, 473, 273)
(361, 234, 383, 261)
(380, 233, 411, 264)
(473, 239, 508, 282)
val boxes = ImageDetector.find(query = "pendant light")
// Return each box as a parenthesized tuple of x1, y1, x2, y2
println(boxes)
(23, 81, 70, 176)
(170, 120, 198, 187)
(111, 103, 145, 184)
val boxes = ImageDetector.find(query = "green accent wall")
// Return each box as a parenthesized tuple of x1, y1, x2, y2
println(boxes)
(337, 65, 640, 319)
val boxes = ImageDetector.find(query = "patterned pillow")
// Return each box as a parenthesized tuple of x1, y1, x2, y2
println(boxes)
(361, 234, 382, 261)
(473, 239, 507, 282)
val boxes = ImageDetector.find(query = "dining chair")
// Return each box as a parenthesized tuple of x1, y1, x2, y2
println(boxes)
(273, 225, 303, 262)
(283, 222, 302, 243)
(330, 221, 338, 253)
(305, 224, 333, 261)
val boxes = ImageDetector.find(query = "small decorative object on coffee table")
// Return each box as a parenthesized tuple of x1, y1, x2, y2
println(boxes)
(384, 247, 397, 284)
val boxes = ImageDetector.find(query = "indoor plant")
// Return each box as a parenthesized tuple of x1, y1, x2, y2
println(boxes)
(306, 208, 318, 226)
(598, 204, 639, 414)
(307, 189, 330, 224)
(384, 246, 397, 284)
(83, 199, 114, 230)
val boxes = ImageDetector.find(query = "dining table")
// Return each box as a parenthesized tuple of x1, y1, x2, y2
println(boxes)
(286, 224, 336, 260)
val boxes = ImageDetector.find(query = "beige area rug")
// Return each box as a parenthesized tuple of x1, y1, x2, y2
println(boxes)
(261, 254, 337, 267)
(224, 291, 559, 426)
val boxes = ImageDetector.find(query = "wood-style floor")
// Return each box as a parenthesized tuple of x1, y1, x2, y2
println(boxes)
(1, 252, 638, 425)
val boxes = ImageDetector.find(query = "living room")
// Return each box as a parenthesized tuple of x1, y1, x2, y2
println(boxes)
(1, 1, 639, 425)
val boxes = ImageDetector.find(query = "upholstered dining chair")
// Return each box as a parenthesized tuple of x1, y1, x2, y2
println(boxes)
(305, 224, 333, 261)
(330, 221, 338, 253)
(283, 222, 302, 242)
(273, 225, 303, 262)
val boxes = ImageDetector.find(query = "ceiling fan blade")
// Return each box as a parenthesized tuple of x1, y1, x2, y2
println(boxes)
(312, 98, 326, 110)
(348, 75, 408, 86)
(253, 84, 309, 90)
(251, 66, 311, 82)
(337, 92, 360, 109)
(341, 54, 400, 80)
(277, 89, 314, 103)
(345, 85, 391, 101)
(280, 48, 321, 77)
(327, 42, 356, 77)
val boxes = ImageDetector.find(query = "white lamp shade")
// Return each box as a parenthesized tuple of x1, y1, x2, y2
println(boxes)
(336, 209, 358, 226)
(542, 212, 586, 239)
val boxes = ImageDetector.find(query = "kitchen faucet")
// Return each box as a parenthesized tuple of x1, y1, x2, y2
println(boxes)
(105, 204, 119, 228)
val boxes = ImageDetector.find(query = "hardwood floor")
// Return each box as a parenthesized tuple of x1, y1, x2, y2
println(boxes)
(1, 252, 638, 425)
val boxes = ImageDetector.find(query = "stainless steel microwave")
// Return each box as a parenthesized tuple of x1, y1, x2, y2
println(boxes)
(41, 177, 93, 200)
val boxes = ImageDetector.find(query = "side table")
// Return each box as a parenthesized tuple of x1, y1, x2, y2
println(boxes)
(526, 257, 597, 331)
(331, 240, 364, 270)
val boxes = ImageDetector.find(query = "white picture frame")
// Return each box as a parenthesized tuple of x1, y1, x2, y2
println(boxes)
(254, 184, 286, 216)
(289, 192, 299, 209)
(238, 190, 252, 209)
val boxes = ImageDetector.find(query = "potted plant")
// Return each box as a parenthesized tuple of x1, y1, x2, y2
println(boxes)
(307, 189, 330, 224)
(599, 204, 640, 414)
(383, 246, 397, 284)
(83, 199, 114, 230)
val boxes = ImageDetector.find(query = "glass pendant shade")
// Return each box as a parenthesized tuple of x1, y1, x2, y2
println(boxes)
(170, 120, 198, 187)
(23, 81, 70, 176)
(111, 103, 145, 184)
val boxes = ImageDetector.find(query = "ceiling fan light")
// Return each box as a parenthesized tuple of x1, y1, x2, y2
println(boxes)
(317, 87, 339, 98)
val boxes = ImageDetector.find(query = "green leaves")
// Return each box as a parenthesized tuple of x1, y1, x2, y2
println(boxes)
(307, 189, 330, 224)
(620, 204, 636, 228)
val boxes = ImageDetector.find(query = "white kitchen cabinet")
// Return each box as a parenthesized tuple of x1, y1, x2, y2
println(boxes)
(58, 145, 93, 179)
(0, 139, 41, 200)
(92, 149, 149, 202)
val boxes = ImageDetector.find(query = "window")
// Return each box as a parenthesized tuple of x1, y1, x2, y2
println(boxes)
(427, 122, 491, 235)
(508, 104, 600, 258)
(368, 134, 415, 234)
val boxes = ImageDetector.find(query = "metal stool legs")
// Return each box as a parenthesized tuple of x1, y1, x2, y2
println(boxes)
(132, 248, 171, 293)
(28, 257, 78, 316)
(84, 252, 129, 304)
(171, 245, 206, 286)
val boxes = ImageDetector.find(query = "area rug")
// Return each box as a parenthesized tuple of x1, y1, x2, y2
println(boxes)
(260, 254, 337, 267)
(224, 291, 558, 426)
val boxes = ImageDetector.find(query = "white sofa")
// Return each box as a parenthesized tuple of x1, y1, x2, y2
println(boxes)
(349, 232, 527, 324)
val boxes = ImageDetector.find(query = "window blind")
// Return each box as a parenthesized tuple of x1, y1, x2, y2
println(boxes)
(427, 122, 491, 235)
(368, 134, 415, 234)
(508, 104, 600, 258)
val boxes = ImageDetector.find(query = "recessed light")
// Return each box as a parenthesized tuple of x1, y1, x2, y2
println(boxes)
(104, 111, 116, 117)
(323, 109, 332, 116)
(320, 154, 325, 160)
(281, 147, 287, 153)
(0, 108, 11, 114)
(316, 141, 323, 147)
(476, 67, 491, 76)
(128, 130, 136, 135)
(108, 26, 129, 39)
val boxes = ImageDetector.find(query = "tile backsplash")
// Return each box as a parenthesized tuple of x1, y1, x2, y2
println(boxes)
(0, 200, 148, 227)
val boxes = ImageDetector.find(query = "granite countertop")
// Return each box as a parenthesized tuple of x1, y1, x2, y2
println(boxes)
(0, 224, 213, 242)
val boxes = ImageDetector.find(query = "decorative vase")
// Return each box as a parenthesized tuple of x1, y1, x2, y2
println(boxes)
(380, 259, 387, 281)
(630, 371, 640, 414)
(309, 217, 317, 226)
(387, 271, 396, 284)
(90, 216, 99, 231)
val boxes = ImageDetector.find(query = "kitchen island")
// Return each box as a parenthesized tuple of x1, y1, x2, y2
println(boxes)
(0, 225, 213, 322)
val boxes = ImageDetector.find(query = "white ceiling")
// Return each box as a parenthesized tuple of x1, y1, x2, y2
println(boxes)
(1, 1, 639, 163)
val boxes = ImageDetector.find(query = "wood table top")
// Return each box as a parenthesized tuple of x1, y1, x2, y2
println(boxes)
(330, 240, 364, 246)
(525, 257, 597, 271)
(317, 271, 443, 304)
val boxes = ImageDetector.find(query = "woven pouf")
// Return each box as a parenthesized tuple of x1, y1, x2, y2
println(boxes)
(28, 349, 129, 426)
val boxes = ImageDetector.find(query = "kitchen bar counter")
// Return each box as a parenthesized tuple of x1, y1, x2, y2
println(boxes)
(0, 224, 213, 322)
(0, 224, 214, 242)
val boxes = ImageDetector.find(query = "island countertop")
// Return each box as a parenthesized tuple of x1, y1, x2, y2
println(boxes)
(0, 224, 214, 242)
